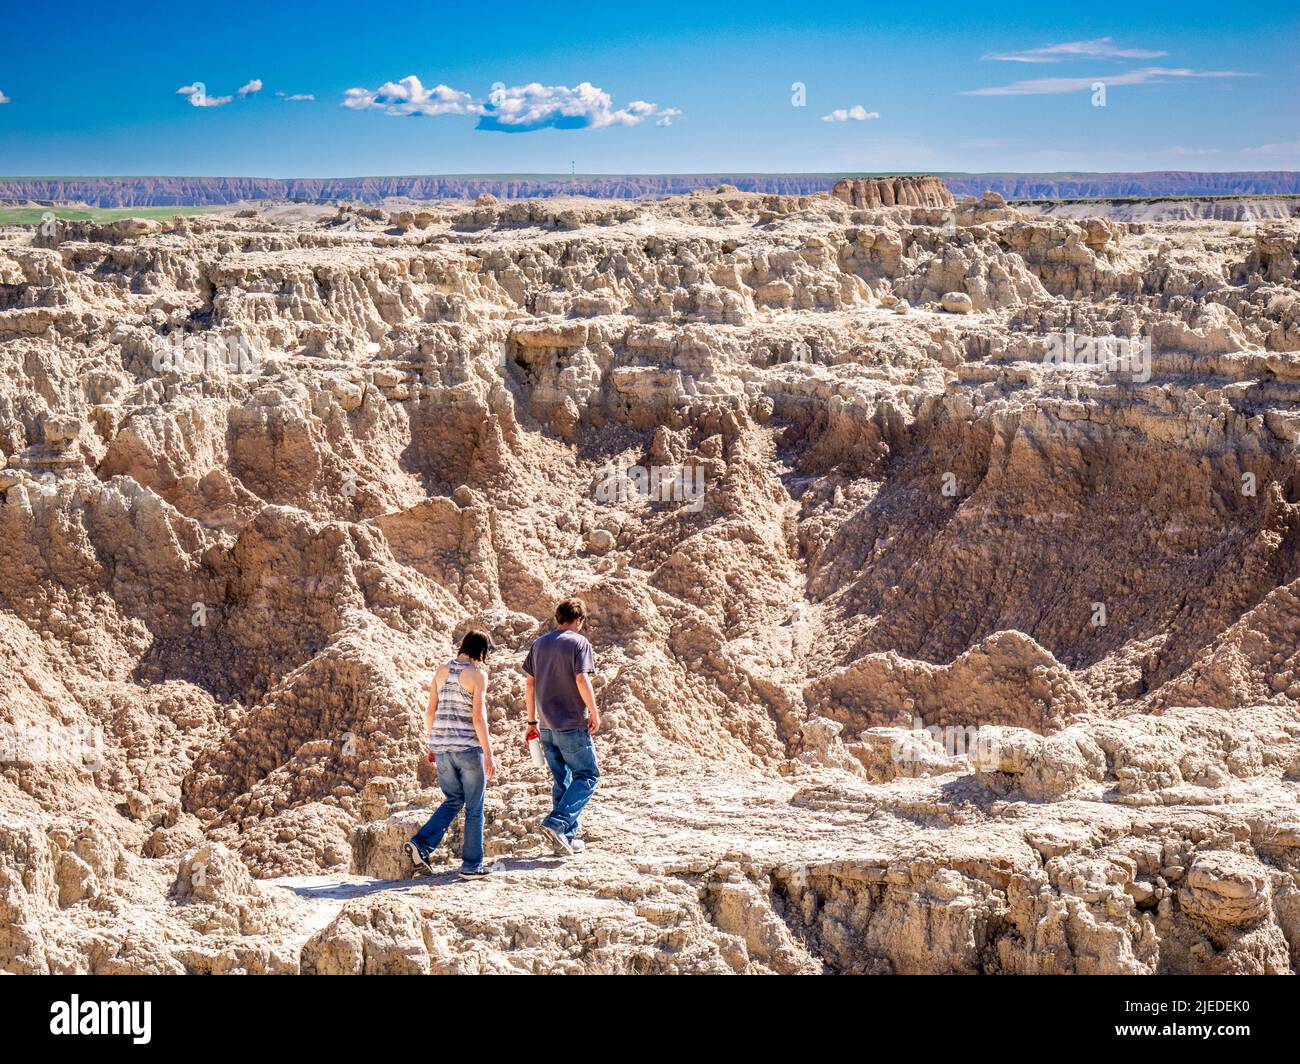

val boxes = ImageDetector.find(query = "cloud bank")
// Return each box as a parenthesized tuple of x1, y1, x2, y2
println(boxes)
(176, 83, 233, 108)
(965, 66, 1251, 96)
(342, 76, 476, 116)
(342, 76, 679, 132)
(983, 37, 1168, 63)
(820, 105, 879, 122)
(477, 81, 677, 132)
(1245, 140, 1300, 155)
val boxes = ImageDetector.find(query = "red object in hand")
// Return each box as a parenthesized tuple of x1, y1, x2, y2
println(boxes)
(427, 751, 436, 764)
(526, 725, 546, 769)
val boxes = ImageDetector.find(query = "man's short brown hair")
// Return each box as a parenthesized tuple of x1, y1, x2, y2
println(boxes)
(555, 598, 587, 625)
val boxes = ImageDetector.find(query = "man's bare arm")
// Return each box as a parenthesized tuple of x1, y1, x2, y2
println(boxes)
(576, 672, 599, 734)
(525, 675, 536, 722)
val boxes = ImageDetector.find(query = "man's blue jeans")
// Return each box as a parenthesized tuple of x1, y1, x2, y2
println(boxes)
(539, 726, 600, 842)
(412, 747, 485, 872)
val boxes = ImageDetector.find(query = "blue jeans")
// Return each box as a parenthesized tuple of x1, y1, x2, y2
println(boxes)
(540, 727, 600, 842)
(412, 747, 485, 872)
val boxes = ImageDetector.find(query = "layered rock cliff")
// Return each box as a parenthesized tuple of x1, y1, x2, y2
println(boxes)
(830, 175, 955, 209)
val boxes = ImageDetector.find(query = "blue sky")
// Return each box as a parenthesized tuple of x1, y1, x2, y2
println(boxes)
(0, 0, 1296, 176)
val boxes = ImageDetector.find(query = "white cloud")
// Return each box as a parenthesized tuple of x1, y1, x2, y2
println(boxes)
(983, 37, 1168, 63)
(964, 66, 1251, 96)
(0, 90, 9, 105)
(342, 75, 477, 116)
(1244, 140, 1300, 155)
(237, 79, 263, 98)
(176, 83, 233, 108)
(1169, 145, 1221, 156)
(276, 92, 316, 102)
(341, 77, 679, 132)
(477, 81, 676, 132)
(820, 104, 879, 122)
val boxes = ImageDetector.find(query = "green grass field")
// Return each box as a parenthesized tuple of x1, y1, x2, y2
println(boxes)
(0, 205, 226, 226)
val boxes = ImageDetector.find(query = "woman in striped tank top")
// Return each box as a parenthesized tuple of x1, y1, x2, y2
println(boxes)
(405, 630, 497, 878)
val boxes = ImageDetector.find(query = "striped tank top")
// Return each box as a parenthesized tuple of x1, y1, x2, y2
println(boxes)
(427, 659, 480, 752)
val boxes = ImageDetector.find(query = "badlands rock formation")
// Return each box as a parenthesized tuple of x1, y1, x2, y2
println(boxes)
(2, 183, 1300, 974)
(1021, 197, 1300, 224)
(830, 176, 955, 210)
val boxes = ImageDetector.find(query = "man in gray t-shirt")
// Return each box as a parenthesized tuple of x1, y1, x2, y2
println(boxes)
(523, 597, 599, 857)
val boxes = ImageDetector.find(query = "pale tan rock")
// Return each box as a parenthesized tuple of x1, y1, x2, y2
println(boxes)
(0, 191, 1298, 975)
(831, 176, 954, 209)
(301, 894, 432, 974)
(587, 528, 616, 552)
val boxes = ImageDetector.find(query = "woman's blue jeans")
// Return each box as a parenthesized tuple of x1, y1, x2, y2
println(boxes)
(412, 747, 485, 871)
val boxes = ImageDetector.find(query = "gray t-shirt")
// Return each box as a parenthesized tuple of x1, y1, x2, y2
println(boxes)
(522, 629, 595, 730)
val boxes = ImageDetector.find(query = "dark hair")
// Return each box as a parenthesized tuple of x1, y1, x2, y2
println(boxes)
(555, 598, 587, 625)
(457, 629, 493, 662)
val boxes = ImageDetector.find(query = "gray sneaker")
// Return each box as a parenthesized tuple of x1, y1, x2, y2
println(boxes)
(459, 865, 493, 880)
(405, 841, 435, 876)
(540, 823, 573, 856)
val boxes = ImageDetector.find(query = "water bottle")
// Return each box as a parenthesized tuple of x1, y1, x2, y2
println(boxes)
(527, 724, 546, 769)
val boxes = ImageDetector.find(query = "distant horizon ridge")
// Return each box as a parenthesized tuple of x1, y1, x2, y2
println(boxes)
(2, 171, 1298, 208)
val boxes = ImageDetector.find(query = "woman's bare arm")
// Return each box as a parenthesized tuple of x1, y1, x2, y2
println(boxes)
(426, 664, 448, 736)
(468, 666, 496, 779)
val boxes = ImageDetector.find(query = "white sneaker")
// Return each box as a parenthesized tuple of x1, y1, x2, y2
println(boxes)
(540, 823, 573, 856)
